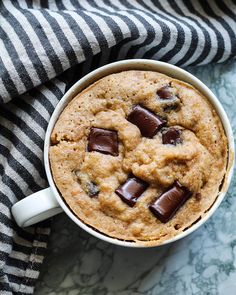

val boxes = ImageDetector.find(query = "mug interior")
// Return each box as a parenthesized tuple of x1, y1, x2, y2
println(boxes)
(44, 59, 234, 248)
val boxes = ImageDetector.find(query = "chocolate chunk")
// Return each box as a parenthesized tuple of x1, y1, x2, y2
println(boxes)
(157, 86, 181, 113)
(115, 176, 148, 207)
(162, 128, 182, 145)
(87, 182, 99, 197)
(157, 86, 174, 100)
(88, 127, 119, 156)
(127, 105, 166, 138)
(149, 181, 192, 223)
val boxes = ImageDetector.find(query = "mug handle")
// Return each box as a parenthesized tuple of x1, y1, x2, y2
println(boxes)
(11, 187, 63, 227)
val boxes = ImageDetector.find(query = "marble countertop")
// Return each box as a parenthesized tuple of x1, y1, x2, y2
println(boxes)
(35, 61, 236, 295)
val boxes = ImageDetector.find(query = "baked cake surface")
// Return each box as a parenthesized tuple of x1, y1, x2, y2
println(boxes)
(49, 70, 227, 244)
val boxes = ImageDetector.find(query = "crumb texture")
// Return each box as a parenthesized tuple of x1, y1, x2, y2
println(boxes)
(49, 70, 227, 244)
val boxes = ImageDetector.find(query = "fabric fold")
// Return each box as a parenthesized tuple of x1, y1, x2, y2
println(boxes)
(0, 0, 235, 103)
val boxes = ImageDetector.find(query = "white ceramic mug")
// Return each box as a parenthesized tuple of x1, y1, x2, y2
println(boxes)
(11, 60, 235, 247)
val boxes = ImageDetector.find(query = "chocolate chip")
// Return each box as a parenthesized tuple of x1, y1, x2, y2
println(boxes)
(149, 180, 192, 223)
(174, 224, 181, 230)
(87, 182, 99, 197)
(195, 193, 201, 201)
(115, 176, 148, 207)
(88, 127, 119, 156)
(162, 128, 182, 145)
(157, 86, 174, 100)
(127, 105, 166, 138)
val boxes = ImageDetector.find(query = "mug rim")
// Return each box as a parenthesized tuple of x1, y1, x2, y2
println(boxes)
(44, 59, 235, 248)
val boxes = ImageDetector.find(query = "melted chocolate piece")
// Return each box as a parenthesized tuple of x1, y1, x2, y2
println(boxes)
(162, 128, 182, 145)
(87, 182, 99, 197)
(88, 127, 118, 156)
(157, 86, 174, 100)
(127, 105, 166, 138)
(163, 102, 180, 112)
(149, 181, 192, 223)
(115, 176, 148, 207)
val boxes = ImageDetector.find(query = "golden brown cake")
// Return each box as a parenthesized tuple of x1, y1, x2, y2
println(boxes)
(49, 70, 227, 245)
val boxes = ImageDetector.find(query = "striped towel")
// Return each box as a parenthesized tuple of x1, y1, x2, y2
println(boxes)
(0, 0, 235, 294)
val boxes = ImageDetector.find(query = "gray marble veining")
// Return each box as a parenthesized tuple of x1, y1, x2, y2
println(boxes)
(35, 61, 236, 295)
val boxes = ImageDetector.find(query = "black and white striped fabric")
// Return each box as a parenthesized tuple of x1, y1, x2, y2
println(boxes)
(0, 0, 235, 294)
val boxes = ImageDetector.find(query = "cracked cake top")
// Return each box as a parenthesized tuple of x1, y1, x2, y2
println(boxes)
(49, 70, 227, 245)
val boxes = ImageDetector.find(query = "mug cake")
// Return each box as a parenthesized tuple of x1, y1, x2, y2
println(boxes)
(49, 70, 227, 244)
